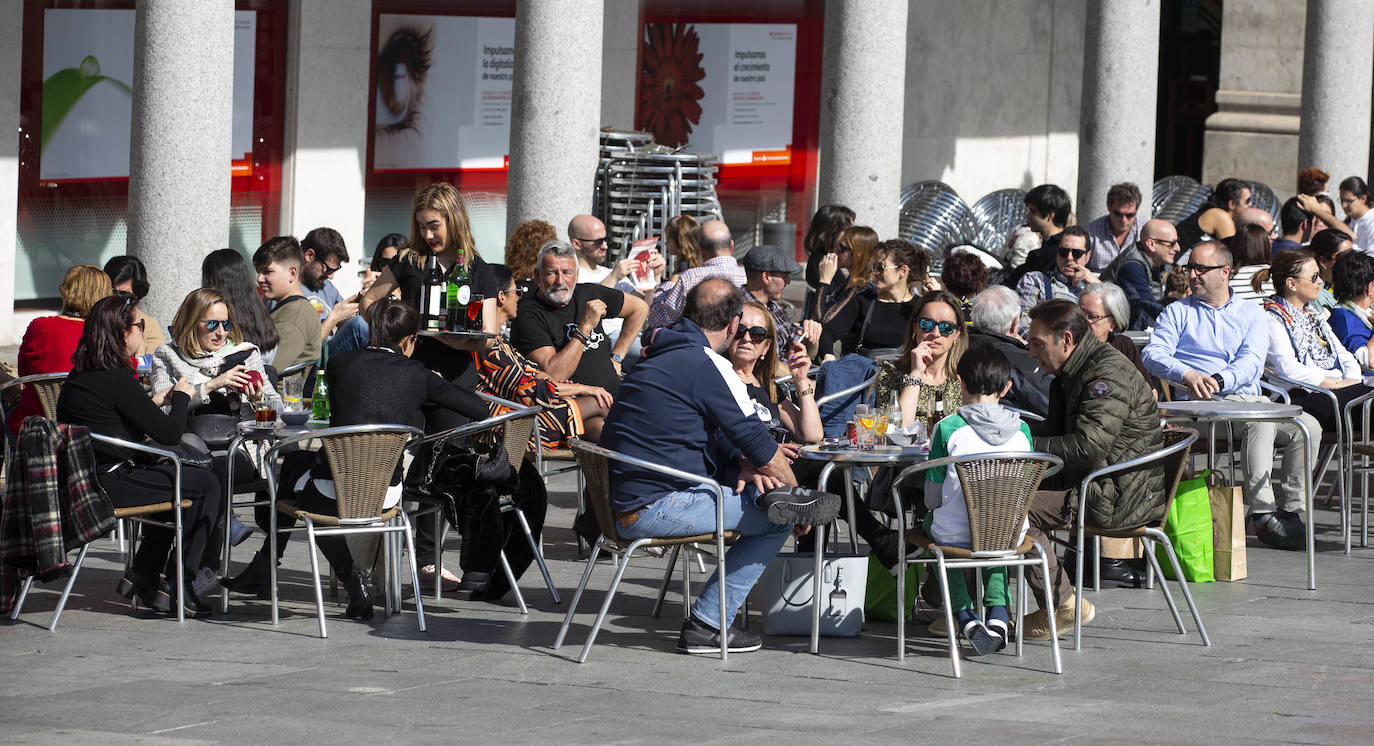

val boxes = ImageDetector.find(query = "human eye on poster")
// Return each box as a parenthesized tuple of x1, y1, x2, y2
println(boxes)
(372, 14, 515, 172)
(639, 23, 796, 165)
(39, 8, 257, 181)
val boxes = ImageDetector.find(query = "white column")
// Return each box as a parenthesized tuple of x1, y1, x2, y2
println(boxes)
(600, 0, 639, 130)
(1077, 0, 1160, 225)
(128, 0, 234, 323)
(1299, 0, 1374, 184)
(507, 0, 604, 238)
(817, 0, 907, 240)
(0, 0, 21, 345)
(280, 0, 371, 299)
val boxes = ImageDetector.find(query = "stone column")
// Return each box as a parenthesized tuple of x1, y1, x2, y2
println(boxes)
(128, 1, 234, 323)
(600, 0, 639, 130)
(281, 0, 371, 299)
(507, 0, 603, 239)
(0, 5, 21, 345)
(1299, 0, 1374, 186)
(1076, 0, 1160, 225)
(817, 0, 907, 240)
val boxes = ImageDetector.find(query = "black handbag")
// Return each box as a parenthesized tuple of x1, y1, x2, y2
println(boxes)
(169, 432, 214, 469)
(187, 414, 240, 450)
(423, 437, 517, 530)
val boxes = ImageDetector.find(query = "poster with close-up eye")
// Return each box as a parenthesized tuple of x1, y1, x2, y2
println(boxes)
(373, 14, 515, 171)
(639, 22, 795, 165)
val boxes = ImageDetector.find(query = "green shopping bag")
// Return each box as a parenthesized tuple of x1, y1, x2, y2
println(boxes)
(1155, 469, 1215, 583)
(864, 553, 920, 622)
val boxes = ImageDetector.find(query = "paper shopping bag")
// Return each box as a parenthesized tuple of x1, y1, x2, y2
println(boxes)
(1209, 480, 1248, 581)
(1156, 469, 1215, 583)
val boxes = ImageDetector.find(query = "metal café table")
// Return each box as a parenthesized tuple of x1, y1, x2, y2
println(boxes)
(221, 417, 331, 616)
(796, 442, 930, 653)
(1156, 400, 1318, 590)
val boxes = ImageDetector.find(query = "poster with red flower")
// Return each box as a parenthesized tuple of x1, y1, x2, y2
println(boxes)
(638, 23, 796, 163)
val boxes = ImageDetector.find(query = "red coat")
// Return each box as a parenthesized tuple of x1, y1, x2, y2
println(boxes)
(7, 316, 83, 437)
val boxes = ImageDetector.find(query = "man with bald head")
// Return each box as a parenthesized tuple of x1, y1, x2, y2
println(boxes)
(1101, 218, 1179, 329)
(1144, 241, 1320, 551)
(644, 218, 747, 333)
(603, 277, 827, 653)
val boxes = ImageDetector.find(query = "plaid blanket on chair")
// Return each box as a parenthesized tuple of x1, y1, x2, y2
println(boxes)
(1, 417, 116, 613)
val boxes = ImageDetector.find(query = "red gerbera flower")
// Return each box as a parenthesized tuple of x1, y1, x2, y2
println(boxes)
(638, 23, 705, 148)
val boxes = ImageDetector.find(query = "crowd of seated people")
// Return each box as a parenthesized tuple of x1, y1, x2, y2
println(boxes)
(24, 164, 1374, 655)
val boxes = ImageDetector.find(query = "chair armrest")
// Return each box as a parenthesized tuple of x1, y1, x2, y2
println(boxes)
(88, 432, 181, 465)
(1266, 371, 1337, 404)
(569, 438, 726, 501)
(418, 403, 543, 447)
(815, 369, 878, 407)
(1256, 378, 1290, 403)
(1074, 429, 1198, 530)
(1002, 405, 1045, 423)
(277, 359, 314, 379)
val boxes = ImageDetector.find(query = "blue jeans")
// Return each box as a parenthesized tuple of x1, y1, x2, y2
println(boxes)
(618, 484, 791, 630)
(328, 315, 370, 356)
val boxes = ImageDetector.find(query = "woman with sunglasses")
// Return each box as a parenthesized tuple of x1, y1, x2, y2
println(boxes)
(818, 239, 924, 359)
(56, 293, 223, 617)
(475, 264, 612, 443)
(149, 287, 281, 415)
(815, 225, 878, 323)
(1253, 249, 1370, 433)
(880, 290, 969, 425)
(728, 301, 822, 445)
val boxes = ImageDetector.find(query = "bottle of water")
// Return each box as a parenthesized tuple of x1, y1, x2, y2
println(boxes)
(311, 369, 330, 422)
(885, 391, 901, 441)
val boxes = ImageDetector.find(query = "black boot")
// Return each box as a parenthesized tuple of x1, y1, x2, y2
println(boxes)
(343, 569, 373, 620)
(222, 551, 272, 598)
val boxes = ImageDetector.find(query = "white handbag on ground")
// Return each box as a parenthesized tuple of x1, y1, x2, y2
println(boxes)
(754, 552, 868, 637)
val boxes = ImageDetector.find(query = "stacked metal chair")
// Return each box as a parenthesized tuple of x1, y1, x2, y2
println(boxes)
(594, 129, 724, 261)
(896, 180, 978, 273)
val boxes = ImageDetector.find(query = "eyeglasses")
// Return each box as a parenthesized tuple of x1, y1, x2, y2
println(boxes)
(1084, 311, 1112, 324)
(917, 318, 958, 337)
(501, 285, 524, 297)
(316, 257, 342, 277)
(1057, 248, 1089, 260)
(1184, 263, 1228, 275)
(1110, 210, 1137, 220)
(735, 325, 769, 344)
(201, 319, 235, 332)
(128, 319, 145, 332)
(576, 236, 609, 247)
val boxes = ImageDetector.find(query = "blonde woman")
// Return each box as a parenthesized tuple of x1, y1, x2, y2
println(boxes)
(150, 287, 280, 414)
(8, 264, 112, 436)
(728, 301, 822, 444)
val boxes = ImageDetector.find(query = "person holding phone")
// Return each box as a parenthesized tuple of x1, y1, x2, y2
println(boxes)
(727, 301, 822, 447)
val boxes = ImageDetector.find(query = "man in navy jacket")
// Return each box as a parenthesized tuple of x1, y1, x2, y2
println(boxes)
(601, 278, 797, 654)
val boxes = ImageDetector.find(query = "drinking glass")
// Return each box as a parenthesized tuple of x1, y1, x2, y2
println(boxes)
(856, 412, 877, 450)
(281, 376, 304, 412)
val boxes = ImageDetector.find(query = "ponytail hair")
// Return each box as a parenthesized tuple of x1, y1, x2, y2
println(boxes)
(1256, 248, 1317, 297)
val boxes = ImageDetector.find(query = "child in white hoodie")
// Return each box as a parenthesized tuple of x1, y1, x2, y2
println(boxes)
(924, 345, 1034, 656)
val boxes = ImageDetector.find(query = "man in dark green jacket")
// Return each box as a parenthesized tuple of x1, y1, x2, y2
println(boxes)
(1022, 300, 1164, 639)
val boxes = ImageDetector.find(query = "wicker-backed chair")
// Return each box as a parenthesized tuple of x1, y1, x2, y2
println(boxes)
(891, 452, 1065, 678)
(262, 424, 423, 638)
(9, 429, 192, 628)
(1064, 428, 1209, 650)
(1, 372, 68, 430)
(553, 439, 741, 663)
(406, 398, 554, 611)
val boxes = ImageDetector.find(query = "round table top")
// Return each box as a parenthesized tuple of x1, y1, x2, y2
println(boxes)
(798, 443, 930, 463)
(1158, 399, 1305, 420)
(417, 329, 494, 340)
(236, 418, 329, 438)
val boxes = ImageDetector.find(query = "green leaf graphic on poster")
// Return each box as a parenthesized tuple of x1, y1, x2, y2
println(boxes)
(41, 55, 132, 152)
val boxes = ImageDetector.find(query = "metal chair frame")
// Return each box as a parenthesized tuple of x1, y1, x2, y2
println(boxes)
(261, 423, 425, 638)
(553, 439, 732, 663)
(891, 452, 1065, 677)
(10, 431, 189, 627)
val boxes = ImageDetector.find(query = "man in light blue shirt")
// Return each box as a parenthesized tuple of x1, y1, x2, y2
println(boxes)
(1142, 241, 1320, 551)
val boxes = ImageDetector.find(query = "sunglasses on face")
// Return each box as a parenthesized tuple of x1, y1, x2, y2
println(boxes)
(202, 319, 235, 332)
(576, 236, 609, 247)
(1057, 248, 1089, 260)
(917, 318, 958, 336)
(316, 257, 342, 276)
(1110, 210, 1137, 220)
(735, 325, 769, 344)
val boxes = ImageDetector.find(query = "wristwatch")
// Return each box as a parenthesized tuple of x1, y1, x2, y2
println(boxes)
(611, 353, 624, 363)
(1211, 373, 1225, 390)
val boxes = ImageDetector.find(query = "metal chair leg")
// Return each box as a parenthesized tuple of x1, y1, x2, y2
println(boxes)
(45, 544, 89, 631)
(1140, 537, 1186, 634)
(1035, 543, 1063, 674)
(511, 506, 559, 604)
(577, 549, 640, 664)
(1150, 529, 1210, 646)
(498, 550, 529, 615)
(401, 514, 426, 632)
(933, 550, 961, 679)
(553, 543, 603, 650)
(10, 576, 33, 620)
(651, 545, 681, 618)
(304, 518, 328, 639)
